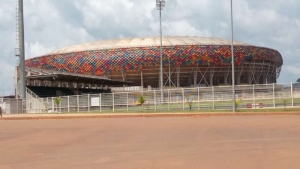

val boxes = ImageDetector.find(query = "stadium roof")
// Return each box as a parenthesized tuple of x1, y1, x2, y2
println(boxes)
(25, 67, 132, 86)
(46, 36, 251, 55)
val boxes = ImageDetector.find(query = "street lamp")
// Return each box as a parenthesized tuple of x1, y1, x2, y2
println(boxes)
(230, 0, 236, 112)
(156, 0, 165, 102)
(18, 0, 26, 99)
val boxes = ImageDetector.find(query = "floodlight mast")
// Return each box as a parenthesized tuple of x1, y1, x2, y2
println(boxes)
(156, 0, 165, 102)
(231, 0, 236, 112)
(19, 0, 26, 99)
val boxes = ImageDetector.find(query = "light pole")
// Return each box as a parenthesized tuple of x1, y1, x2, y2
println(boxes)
(156, 0, 165, 102)
(230, 0, 236, 112)
(18, 0, 26, 99)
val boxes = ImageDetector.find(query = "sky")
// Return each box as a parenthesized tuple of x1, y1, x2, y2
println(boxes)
(0, 0, 299, 95)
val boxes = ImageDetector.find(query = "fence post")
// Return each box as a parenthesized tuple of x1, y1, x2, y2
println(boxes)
(52, 97, 54, 112)
(168, 89, 170, 111)
(273, 83, 275, 108)
(212, 86, 215, 110)
(99, 93, 102, 112)
(253, 85, 256, 108)
(67, 96, 70, 113)
(182, 88, 185, 110)
(22, 99, 24, 114)
(154, 90, 157, 111)
(39, 99, 41, 113)
(198, 87, 200, 110)
(112, 93, 115, 112)
(87, 94, 90, 112)
(291, 82, 294, 107)
(46, 98, 48, 113)
(77, 95, 79, 113)
(127, 92, 129, 112)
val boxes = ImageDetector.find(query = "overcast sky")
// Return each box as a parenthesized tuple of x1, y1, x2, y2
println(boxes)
(0, 0, 299, 95)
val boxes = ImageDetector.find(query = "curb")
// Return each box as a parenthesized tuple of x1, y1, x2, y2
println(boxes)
(1, 112, 300, 120)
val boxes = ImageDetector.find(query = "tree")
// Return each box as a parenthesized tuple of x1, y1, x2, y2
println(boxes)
(138, 95, 146, 111)
(297, 78, 300, 83)
(54, 97, 61, 113)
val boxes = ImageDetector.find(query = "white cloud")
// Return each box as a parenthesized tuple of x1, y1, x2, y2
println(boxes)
(0, 0, 300, 95)
(25, 42, 54, 58)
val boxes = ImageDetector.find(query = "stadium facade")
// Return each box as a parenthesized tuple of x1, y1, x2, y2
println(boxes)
(22, 36, 283, 91)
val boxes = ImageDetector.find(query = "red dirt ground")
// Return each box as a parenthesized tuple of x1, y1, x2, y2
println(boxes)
(1, 115, 300, 169)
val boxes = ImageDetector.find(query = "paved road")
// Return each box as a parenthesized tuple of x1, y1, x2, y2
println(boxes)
(1, 116, 300, 169)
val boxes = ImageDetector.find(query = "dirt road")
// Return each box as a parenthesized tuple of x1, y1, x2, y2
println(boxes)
(1, 115, 300, 169)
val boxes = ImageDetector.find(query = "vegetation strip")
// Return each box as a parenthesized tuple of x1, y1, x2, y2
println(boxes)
(1, 111, 300, 120)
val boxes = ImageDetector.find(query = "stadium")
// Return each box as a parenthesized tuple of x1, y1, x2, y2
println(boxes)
(18, 36, 283, 97)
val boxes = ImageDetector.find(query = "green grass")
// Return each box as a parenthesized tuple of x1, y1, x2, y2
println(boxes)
(33, 97, 300, 115)
(32, 106, 300, 115)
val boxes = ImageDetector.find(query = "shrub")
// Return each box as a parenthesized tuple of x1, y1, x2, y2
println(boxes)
(235, 98, 242, 110)
(282, 98, 288, 109)
(138, 95, 146, 111)
(54, 97, 61, 112)
(187, 99, 193, 111)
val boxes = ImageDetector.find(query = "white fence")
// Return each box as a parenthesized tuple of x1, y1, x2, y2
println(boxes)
(0, 98, 23, 114)
(20, 83, 300, 114)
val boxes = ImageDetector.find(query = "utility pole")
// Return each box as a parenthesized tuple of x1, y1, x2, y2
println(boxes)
(156, 0, 165, 102)
(230, 0, 236, 112)
(18, 0, 26, 99)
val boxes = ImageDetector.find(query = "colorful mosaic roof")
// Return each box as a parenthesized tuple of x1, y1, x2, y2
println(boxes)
(25, 43, 283, 77)
(45, 36, 251, 55)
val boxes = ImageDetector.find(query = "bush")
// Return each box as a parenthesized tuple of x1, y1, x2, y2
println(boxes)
(138, 95, 146, 111)
(235, 98, 242, 109)
(54, 97, 61, 112)
(187, 99, 193, 111)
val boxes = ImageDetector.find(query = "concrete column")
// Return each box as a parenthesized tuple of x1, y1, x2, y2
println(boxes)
(236, 75, 241, 85)
(177, 67, 180, 87)
(122, 70, 126, 81)
(27, 79, 31, 86)
(193, 69, 197, 87)
(247, 71, 251, 84)
(255, 73, 260, 84)
(271, 76, 276, 84)
(262, 73, 267, 84)
(210, 72, 213, 86)
(267, 75, 271, 84)
(141, 70, 143, 90)
(158, 73, 161, 88)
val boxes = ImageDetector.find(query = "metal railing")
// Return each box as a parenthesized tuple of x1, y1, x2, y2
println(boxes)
(20, 83, 300, 114)
(26, 87, 39, 99)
